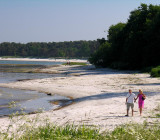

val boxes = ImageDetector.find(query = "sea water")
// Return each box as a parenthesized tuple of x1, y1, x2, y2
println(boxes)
(0, 60, 71, 117)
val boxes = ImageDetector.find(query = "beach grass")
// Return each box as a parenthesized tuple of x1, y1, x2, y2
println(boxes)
(63, 62, 87, 66)
(154, 104, 160, 118)
(18, 124, 102, 140)
(1, 120, 160, 140)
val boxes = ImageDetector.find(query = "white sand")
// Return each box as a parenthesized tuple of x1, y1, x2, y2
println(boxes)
(0, 57, 87, 63)
(0, 64, 160, 132)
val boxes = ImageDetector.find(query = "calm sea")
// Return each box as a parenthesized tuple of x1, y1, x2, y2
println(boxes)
(0, 59, 62, 65)
(0, 60, 64, 83)
(0, 60, 71, 117)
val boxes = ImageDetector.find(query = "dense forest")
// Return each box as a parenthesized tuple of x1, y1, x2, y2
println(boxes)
(0, 40, 99, 58)
(89, 4, 160, 70)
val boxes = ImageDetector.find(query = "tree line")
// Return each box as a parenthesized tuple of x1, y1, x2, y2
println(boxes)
(89, 4, 160, 70)
(0, 40, 99, 58)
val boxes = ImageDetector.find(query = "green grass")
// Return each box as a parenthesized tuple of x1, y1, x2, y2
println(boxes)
(150, 66, 160, 77)
(63, 62, 87, 66)
(156, 114, 160, 118)
(18, 124, 102, 140)
(1, 121, 160, 140)
(154, 104, 160, 118)
(108, 123, 160, 140)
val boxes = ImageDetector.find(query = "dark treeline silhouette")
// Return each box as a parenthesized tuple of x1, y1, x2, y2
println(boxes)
(89, 4, 160, 70)
(0, 40, 99, 58)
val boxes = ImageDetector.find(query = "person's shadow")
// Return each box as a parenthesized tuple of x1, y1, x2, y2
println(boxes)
(73, 91, 159, 103)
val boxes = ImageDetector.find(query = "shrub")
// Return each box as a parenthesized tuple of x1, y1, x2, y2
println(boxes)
(151, 66, 160, 77)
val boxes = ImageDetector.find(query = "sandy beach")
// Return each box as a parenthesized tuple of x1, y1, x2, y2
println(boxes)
(0, 60, 160, 132)
(0, 57, 87, 63)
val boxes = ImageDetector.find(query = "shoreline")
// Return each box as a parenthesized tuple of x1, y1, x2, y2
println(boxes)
(0, 63, 160, 131)
(0, 97, 74, 118)
(0, 57, 88, 63)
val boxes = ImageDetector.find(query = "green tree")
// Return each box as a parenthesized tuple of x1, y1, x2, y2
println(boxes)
(89, 3, 160, 70)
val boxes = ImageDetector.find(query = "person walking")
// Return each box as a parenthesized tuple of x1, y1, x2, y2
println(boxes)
(135, 89, 146, 116)
(125, 89, 136, 116)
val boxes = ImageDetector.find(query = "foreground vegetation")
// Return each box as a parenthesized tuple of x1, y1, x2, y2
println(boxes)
(89, 4, 160, 71)
(1, 121, 160, 140)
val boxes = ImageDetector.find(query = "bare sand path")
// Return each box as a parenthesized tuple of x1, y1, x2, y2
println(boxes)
(0, 64, 160, 132)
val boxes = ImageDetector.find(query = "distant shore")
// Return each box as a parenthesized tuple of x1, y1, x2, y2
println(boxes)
(0, 57, 88, 63)
(0, 63, 160, 132)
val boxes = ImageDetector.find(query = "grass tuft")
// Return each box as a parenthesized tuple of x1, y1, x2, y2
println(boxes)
(63, 62, 87, 66)
(17, 124, 102, 140)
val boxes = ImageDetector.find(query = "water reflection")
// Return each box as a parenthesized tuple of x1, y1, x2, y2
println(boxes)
(0, 87, 70, 117)
(0, 60, 71, 117)
(0, 72, 65, 83)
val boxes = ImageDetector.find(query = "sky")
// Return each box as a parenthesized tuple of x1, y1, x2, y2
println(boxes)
(0, 0, 159, 43)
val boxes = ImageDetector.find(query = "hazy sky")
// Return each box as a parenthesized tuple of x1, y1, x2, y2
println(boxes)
(0, 0, 159, 43)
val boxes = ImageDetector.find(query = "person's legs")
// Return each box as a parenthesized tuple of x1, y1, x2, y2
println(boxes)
(131, 103, 134, 116)
(126, 103, 130, 116)
(140, 107, 142, 116)
(139, 102, 143, 116)
(127, 109, 129, 116)
(132, 109, 134, 116)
